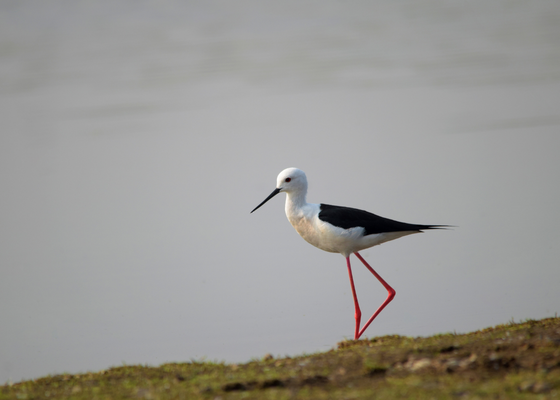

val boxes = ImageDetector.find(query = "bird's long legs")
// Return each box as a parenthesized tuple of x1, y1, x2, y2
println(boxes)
(345, 252, 396, 340)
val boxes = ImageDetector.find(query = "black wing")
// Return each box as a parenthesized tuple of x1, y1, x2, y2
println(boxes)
(319, 203, 443, 236)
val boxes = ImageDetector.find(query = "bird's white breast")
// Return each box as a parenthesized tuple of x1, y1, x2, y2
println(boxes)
(285, 202, 364, 256)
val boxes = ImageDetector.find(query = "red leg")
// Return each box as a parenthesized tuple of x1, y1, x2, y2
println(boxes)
(345, 256, 362, 340)
(353, 251, 396, 339)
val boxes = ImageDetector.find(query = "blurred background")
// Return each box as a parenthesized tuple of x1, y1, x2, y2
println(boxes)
(1, 0, 560, 384)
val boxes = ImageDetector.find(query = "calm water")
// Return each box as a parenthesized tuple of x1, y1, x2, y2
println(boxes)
(1, 0, 560, 384)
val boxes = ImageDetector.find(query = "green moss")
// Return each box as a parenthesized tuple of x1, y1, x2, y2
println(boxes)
(2, 317, 560, 399)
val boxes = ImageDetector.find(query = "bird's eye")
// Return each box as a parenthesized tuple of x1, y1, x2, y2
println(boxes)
(285, 177, 291, 182)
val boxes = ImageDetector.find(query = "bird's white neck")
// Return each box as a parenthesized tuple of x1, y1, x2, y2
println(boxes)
(285, 190, 307, 216)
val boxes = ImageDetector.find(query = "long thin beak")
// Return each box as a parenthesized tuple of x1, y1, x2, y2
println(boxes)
(250, 188, 281, 213)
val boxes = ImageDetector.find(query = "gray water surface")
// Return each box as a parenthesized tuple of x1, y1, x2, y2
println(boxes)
(1, 0, 560, 384)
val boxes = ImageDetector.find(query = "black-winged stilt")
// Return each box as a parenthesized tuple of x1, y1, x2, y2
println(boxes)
(251, 167, 446, 340)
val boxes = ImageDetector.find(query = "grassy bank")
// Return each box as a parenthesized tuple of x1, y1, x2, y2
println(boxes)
(2, 317, 559, 399)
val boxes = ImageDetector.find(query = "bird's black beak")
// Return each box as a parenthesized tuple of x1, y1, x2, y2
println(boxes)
(251, 188, 281, 213)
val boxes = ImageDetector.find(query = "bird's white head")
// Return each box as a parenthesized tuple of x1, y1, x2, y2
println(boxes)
(276, 167, 308, 195)
(250, 167, 308, 213)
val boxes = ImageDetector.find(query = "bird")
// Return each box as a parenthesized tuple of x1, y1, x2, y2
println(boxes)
(251, 167, 446, 340)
